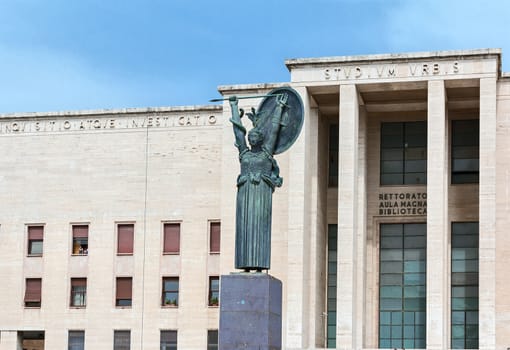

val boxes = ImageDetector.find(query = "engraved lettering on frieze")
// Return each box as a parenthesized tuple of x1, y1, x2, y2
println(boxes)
(0, 114, 220, 134)
(378, 192, 427, 216)
(323, 62, 461, 80)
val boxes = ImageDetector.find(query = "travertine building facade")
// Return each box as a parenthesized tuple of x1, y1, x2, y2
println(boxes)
(0, 49, 509, 349)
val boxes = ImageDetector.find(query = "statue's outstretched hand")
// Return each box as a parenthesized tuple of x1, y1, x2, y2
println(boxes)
(229, 95, 238, 107)
(277, 93, 289, 107)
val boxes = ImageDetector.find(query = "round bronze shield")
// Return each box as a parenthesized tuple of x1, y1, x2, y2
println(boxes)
(256, 87, 304, 155)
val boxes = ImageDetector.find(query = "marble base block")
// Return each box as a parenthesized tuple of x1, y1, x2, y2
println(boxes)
(219, 273, 282, 350)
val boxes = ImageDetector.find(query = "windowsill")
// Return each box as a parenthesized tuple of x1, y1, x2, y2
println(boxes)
(116, 253, 133, 256)
(161, 305, 178, 308)
(27, 254, 43, 257)
(208, 305, 219, 308)
(379, 184, 427, 187)
(162, 252, 180, 255)
(209, 252, 220, 255)
(450, 182, 479, 186)
(70, 306, 86, 309)
(71, 254, 88, 256)
(115, 306, 132, 309)
(24, 306, 41, 309)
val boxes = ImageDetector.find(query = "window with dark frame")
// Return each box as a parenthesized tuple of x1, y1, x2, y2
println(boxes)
(329, 124, 339, 187)
(451, 222, 479, 349)
(68, 330, 85, 350)
(380, 121, 427, 185)
(24, 278, 42, 307)
(379, 223, 426, 349)
(117, 224, 134, 255)
(70, 278, 87, 307)
(207, 330, 218, 350)
(163, 223, 180, 254)
(28, 225, 44, 256)
(209, 222, 221, 254)
(160, 330, 177, 350)
(113, 330, 130, 350)
(451, 119, 479, 184)
(72, 225, 88, 255)
(162, 277, 179, 307)
(208, 276, 219, 306)
(116, 277, 132, 307)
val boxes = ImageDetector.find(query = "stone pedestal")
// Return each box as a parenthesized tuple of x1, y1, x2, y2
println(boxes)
(219, 273, 282, 350)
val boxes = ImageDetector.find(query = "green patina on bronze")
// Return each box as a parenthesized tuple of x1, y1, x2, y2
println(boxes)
(229, 87, 303, 271)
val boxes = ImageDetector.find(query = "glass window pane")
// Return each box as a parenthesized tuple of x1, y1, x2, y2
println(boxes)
(404, 261, 425, 273)
(404, 249, 425, 261)
(404, 273, 425, 285)
(452, 260, 479, 273)
(380, 298, 402, 310)
(382, 160, 403, 173)
(404, 172, 426, 184)
(391, 312, 402, 324)
(380, 312, 391, 325)
(405, 160, 426, 172)
(380, 274, 402, 286)
(404, 236, 426, 249)
(381, 148, 404, 160)
(381, 261, 402, 273)
(381, 237, 403, 249)
(380, 249, 403, 261)
(381, 174, 404, 185)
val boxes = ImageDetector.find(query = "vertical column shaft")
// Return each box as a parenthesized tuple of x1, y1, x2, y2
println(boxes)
(286, 86, 312, 348)
(479, 77, 497, 350)
(336, 84, 359, 348)
(426, 79, 449, 349)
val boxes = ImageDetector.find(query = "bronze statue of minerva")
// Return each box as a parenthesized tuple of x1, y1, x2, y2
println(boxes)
(229, 87, 304, 272)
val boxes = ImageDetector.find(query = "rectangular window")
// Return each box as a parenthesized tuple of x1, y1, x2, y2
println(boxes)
(70, 278, 87, 307)
(208, 276, 220, 306)
(209, 222, 221, 254)
(116, 277, 132, 307)
(451, 222, 479, 349)
(160, 330, 177, 350)
(451, 120, 479, 184)
(28, 225, 44, 256)
(117, 224, 134, 255)
(326, 224, 337, 348)
(68, 330, 85, 350)
(380, 121, 427, 185)
(329, 124, 339, 187)
(163, 223, 180, 254)
(24, 278, 42, 307)
(72, 225, 88, 255)
(162, 277, 179, 307)
(113, 330, 130, 350)
(207, 330, 218, 350)
(379, 223, 426, 349)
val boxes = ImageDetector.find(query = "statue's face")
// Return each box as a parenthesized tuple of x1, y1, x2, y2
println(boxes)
(248, 131, 263, 147)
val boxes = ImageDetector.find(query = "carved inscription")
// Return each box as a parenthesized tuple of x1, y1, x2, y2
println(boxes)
(0, 114, 219, 134)
(378, 192, 427, 216)
(324, 61, 459, 80)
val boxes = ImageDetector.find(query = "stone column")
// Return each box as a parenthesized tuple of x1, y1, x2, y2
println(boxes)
(285, 86, 313, 348)
(426, 79, 449, 349)
(479, 77, 497, 350)
(336, 84, 359, 349)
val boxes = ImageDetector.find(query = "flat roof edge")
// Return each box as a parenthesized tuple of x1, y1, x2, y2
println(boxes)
(217, 82, 290, 95)
(285, 48, 502, 69)
(0, 105, 222, 119)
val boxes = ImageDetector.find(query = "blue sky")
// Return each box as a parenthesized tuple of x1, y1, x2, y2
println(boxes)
(0, 0, 509, 113)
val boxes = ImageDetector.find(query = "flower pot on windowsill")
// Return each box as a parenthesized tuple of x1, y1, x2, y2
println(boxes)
(165, 299, 178, 307)
(209, 297, 219, 307)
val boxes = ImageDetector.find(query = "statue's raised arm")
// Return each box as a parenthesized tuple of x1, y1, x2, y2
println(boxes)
(264, 93, 289, 154)
(228, 96, 248, 153)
